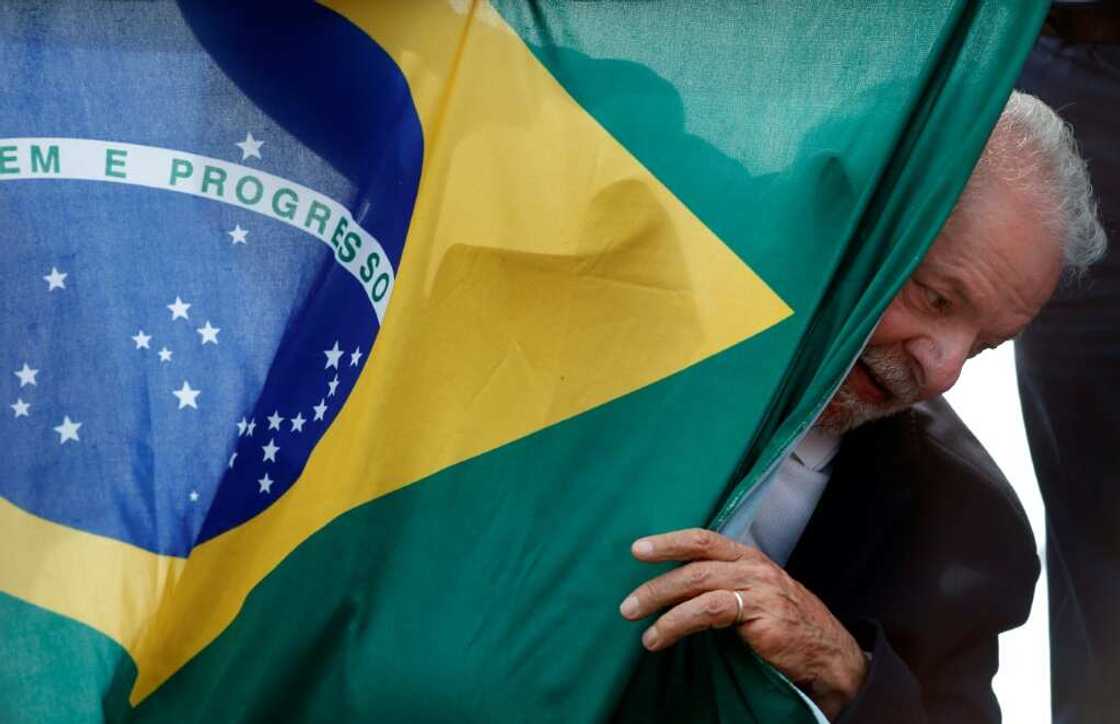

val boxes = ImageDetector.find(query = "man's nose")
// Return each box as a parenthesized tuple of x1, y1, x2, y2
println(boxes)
(903, 334, 970, 399)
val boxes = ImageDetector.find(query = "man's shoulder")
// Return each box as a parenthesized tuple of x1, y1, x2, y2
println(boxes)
(790, 397, 1040, 654)
(817, 396, 1039, 600)
(838, 396, 1029, 524)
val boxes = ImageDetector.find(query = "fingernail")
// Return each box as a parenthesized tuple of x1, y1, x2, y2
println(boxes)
(642, 627, 660, 650)
(633, 539, 654, 556)
(619, 596, 639, 618)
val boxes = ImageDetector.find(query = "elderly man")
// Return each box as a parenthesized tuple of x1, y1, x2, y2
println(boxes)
(619, 91, 1107, 723)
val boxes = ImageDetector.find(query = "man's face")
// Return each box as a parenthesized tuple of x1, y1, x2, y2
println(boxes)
(817, 178, 1064, 434)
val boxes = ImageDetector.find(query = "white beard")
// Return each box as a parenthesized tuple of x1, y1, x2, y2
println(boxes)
(815, 345, 922, 435)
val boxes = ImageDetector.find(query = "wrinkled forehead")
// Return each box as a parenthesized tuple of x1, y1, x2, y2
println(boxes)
(931, 177, 1064, 335)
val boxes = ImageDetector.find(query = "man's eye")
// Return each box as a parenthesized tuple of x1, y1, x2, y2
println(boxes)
(921, 285, 951, 313)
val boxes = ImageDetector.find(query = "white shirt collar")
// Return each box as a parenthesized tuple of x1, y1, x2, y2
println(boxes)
(789, 427, 841, 472)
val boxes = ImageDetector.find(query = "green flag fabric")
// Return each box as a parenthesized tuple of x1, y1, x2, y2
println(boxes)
(0, 1, 1044, 722)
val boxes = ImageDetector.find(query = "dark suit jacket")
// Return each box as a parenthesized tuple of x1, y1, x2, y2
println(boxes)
(786, 397, 1040, 724)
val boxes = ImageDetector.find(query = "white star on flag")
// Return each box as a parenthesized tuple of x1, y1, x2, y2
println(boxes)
(172, 380, 201, 409)
(323, 340, 343, 369)
(236, 131, 264, 161)
(168, 296, 191, 320)
(290, 412, 306, 432)
(10, 399, 30, 418)
(258, 473, 274, 494)
(262, 438, 279, 463)
(228, 225, 249, 245)
(43, 267, 68, 291)
(237, 417, 249, 436)
(53, 416, 81, 444)
(132, 330, 152, 350)
(350, 347, 363, 366)
(197, 321, 221, 345)
(267, 411, 284, 430)
(246, 418, 257, 436)
(158, 347, 173, 363)
(228, 452, 238, 469)
(14, 363, 38, 388)
(327, 374, 339, 397)
(189, 490, 200, 502)
(313, 399, 328, 421)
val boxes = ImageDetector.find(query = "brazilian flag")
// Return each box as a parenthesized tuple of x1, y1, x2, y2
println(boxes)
(0, 1, 1044, 721)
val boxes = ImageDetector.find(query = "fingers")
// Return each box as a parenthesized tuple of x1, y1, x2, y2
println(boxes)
(620, 559, 762, 620)
(640, 590, 741, 651)
(630, 528, 752, 564)
(621, 529, 784, 652)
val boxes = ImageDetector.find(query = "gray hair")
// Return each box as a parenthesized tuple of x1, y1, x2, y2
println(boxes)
(972, 91, 1107, 278)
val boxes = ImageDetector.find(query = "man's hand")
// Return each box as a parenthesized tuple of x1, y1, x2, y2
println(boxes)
(619, 528, 869, 720)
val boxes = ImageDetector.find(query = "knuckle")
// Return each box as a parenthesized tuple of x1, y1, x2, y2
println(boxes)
(755, 564, 781, 587)
(654, 614, 681, 641)
(701, 593, 728, 619)
(657, 608, 678, 629)
(685, 562, 712, 589)
(689, 528, 715, 553)
(742, 546, 766, 563)
(636, 580, 660, 603)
